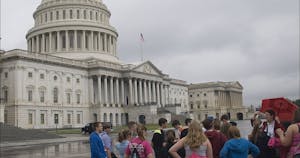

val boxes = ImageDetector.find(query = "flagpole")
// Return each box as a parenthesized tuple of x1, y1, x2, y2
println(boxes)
(140, 33, 144, 62)
(140, 40, 144, 62)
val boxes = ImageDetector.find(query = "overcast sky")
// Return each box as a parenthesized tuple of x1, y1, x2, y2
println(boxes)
(1, 0, 299, 106)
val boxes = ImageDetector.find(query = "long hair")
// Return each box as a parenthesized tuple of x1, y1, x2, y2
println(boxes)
(184, 120, 207, 149)
(136, 124, 147, 140)
(249, 119, 261, 144)
(118, 129, 131, 142)
(165, 129, 176, 144)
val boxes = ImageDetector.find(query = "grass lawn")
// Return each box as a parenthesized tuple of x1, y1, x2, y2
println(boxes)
(48, 128, 82, 134)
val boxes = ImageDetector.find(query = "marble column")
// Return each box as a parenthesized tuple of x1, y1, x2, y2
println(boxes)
(115, 78, 119, 105)
(57, 31, 61, 52)
(144, 81, 148, 104)
(134, 79, 138, 105)
(91, 31, 94, 50)
(66, 30, 69, 51)
(110, 77, 114, 104)
(41, 34, 45, 53)
(156, 83, 160, 107)
(128, 78, 133, 105)
(104, 76, 108, 105)
(160, 84, 164, 107)
(103, 33, 107, 52)
(98, 76, 102, 104)
(121, 79, 124, 105)
(152, 82, 156, 103)
(138, 79, 143, 105)
(89, 78, 94, 104)
(49, 32, 52, 52)
(74, 30, 77, 51)
(36, 36, 40, 53)
(148, 81, 152, 103)
(82, 31, 86, 50)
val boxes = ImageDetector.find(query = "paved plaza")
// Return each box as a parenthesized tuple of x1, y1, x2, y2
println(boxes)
(0, 120, 253, 158)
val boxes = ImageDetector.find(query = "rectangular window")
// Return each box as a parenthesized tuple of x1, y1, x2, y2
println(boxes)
(40, 74, 44, 79)
(54, 114, 59, 124)
(50, 12, 53, 21)
(4, 72, 8, 78)
(76, 78, 80, 83)
(63, 10, 66, 19)
(40, 91, 45, 103)
(41, 114, 45, 124)
(67, 93, 71, 104)
(28, 72, 33, 78)
(45, 13, 47, 22)
(77, 114, 81, 124)
(83, 10, 86, 19)
(90, 11, 92, 20)
(4, 90, 8, 103)
(77, 10, 80, 19)
(28, 90, 33, 102)
(56, 11, 59, 20)
(70, 10, 73, 19)
(28, 113, 33, 124)
(96, 12, 98, 20)
(67, 114, 71, 124)
(76, 94, 80, 104)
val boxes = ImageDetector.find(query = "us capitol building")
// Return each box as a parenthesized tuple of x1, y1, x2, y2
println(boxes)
(0, 0, 189, 129)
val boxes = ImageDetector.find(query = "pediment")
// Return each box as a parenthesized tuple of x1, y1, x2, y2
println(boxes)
(132, 61, 163, 76)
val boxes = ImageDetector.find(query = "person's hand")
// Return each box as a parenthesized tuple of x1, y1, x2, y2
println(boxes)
(276, 128, 284, 136)
(275, 116, 280, 124)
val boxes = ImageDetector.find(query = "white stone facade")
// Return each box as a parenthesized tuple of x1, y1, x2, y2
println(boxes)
(189, 81, 248, 121)
(0, 0, 188, 129)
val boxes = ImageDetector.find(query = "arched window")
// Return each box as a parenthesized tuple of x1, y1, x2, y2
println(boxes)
(115, 113, 119, 125)
(53, 87, 58, 103)
(103, 113, 107, 122)
(110, 113, 113, 124)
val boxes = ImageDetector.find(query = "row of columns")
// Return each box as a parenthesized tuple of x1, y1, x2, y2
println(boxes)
(128, 78, 164, 107)
(218, 91, 242, 107)
(89, 76, 166, 107)
(28, 30, 117, 55)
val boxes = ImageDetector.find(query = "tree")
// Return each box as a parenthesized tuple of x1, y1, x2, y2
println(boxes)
(293, 99, 300, 108)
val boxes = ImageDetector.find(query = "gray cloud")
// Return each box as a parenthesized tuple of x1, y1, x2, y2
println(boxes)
(1, 0, 299, 106)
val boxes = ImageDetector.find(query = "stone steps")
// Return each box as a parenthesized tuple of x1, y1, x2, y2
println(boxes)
(0, 123, 63, 142)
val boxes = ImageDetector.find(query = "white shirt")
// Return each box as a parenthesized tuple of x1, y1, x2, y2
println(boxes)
(265, 121, 275, 137)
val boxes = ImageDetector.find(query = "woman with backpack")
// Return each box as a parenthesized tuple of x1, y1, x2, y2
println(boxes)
(169, 120, 213, 158)
(276, 108, 300, 158)
(124, 124, 154, 158)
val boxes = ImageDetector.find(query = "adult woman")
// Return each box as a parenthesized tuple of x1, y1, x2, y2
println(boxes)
(124, 124, 154, 158)
(116, 129, 131, 158)
(256, 109, 284, 158)
(276, 108, 300, 158)
(220, 126, 260, 158)
(169, 120, 213, 158)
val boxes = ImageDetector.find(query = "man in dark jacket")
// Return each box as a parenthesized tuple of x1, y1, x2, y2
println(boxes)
(151, 118, 167, 158)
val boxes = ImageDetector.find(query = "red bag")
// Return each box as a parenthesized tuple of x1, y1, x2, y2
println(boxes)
(268, 137, 281, 148)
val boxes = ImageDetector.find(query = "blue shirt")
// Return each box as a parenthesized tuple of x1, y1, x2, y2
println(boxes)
(90, 132, 107, 158)
(220, 138, 260, 158)
(115, 140, 129, 158)
(100, 131, 113, 152)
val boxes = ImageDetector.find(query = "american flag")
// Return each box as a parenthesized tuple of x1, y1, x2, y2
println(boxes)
(140, 33, 144, 42)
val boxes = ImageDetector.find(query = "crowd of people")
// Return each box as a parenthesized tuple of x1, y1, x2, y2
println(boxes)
(90, 108, 300, 158)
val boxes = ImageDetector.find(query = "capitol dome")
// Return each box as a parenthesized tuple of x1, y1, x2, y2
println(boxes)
(26, 0, 120, 63)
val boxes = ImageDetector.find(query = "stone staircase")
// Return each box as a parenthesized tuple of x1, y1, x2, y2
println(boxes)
(0, 123, 63, 142)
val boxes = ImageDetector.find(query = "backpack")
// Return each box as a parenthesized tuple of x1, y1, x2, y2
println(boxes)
(131, 146, 140, 158)
(130, 141, 143, 158)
